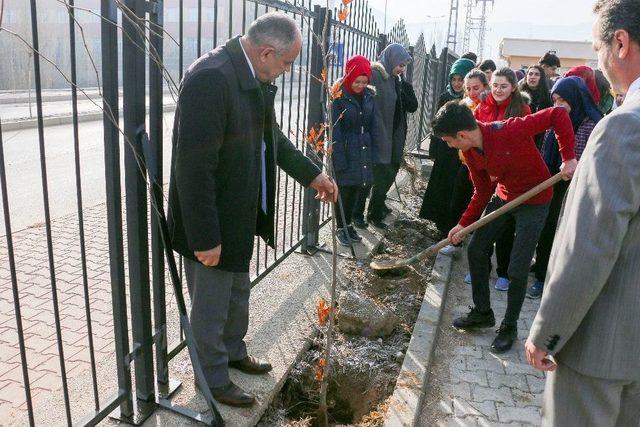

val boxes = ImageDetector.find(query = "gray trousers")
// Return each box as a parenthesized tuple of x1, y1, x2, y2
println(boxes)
(184, 258, 250, 387)
(543, 362, 640, 427)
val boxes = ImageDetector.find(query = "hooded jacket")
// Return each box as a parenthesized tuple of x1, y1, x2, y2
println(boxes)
(371, 43, 418, 164)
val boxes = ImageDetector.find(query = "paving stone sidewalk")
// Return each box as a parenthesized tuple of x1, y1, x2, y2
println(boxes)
(419, 249, 547, 426)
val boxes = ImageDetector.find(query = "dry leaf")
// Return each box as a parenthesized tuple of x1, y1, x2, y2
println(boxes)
(314, 357, 327, 381)
(316, 298, 331, 326)
(307, 125, 327, 153)
(341, 0, 354, 5)
(330, 81, 343, 100)
(338, 6, 349, 22)
(320, 67, 327, 83)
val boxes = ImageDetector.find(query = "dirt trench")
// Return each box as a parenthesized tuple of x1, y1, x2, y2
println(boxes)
(259, 180, 444, 426)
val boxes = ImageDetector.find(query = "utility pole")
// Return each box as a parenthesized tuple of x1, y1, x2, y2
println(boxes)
(446, 0, 459, 52)
(461, 0, 474, 53)
(476, 0, 494, 59)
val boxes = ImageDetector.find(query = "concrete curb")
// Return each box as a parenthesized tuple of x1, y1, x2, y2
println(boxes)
(383, 250, 454, 427)
(2, 104, 177, 131)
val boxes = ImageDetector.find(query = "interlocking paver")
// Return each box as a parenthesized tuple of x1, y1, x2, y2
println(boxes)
(419, 250, 545, 426)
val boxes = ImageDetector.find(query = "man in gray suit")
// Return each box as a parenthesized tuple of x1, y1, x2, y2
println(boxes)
(525, 0, 640, 425)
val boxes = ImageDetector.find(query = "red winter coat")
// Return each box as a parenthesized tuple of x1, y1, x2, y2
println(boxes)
(459, 107, 576, 227)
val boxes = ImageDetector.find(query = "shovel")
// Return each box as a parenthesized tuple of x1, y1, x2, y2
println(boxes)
(370, 172, 563, 274)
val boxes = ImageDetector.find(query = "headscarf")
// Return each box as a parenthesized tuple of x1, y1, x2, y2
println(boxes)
(515, 69, 526, 82)
(565, 66, 600, 105)
(446, 58, 475, 98)
(542, 76, 603, 172)
(378, 43, 411, 76)
(342, 55, 372, 96)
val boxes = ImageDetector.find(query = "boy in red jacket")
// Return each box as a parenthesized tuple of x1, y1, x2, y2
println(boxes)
(432, 101, 577, 353)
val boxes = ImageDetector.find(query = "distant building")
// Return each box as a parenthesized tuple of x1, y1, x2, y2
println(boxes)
(499, 37, 599, 74)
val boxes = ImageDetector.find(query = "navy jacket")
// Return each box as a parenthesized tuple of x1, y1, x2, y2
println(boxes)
(331, 87, 378, 187)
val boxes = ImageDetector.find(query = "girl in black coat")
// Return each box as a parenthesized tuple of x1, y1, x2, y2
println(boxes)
(331, 55, 378, 246)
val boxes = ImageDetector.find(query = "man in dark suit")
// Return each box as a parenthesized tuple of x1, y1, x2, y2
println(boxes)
(168, 12, 337, 407)
(526, 0, 640, 425)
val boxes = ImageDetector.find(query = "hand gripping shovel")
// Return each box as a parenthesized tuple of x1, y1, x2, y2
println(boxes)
(370, 173, 563, 274)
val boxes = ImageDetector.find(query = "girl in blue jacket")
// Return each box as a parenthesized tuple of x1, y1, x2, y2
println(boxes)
(331, 55, 379, 246)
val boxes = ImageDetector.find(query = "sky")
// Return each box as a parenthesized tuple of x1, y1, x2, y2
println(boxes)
(362, 0, 596, 60)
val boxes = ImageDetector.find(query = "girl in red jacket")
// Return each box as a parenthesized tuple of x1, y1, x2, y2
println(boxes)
(469, 68, 532, 292)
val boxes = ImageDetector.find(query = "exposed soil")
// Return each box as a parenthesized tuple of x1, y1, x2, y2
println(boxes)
(259, 178, 444, 426)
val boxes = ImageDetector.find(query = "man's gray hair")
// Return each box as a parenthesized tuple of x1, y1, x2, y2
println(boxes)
(593, 0, 640, 45)
(247, 12, 301, 54)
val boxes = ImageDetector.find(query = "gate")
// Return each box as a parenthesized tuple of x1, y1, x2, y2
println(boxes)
(0, 0, 458, 424)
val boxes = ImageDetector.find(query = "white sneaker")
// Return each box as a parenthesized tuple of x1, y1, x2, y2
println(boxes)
(439, 244, 460, 257)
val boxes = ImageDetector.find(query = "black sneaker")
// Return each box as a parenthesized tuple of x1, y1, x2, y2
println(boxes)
(336, 228, 351, 246)
(490, 323, 518, 354)
(452, 306, 496, 330)
(347, 225, 362, 242)
(370, 219, 388, 230)
(352, 218, 368, 229)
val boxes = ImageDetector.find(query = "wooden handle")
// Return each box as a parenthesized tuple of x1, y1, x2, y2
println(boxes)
(417, 173, 563, 262)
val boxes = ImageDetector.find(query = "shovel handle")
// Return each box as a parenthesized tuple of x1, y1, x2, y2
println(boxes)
(417, 172, 563, 263)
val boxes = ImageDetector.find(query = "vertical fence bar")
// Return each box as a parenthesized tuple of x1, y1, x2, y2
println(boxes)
(179, 0, 184, 79)
(149, 0, 169, 390)
(101, 0, 134, 419)
(197, 0, 202, 56)
(0, 121, 35, 426)
(67, 0, 100, 412)
(416, 49, 431, 148)
(301, 5, 329, 254)
(28, 1, 73, 424)
(229, 0, 234, 39)
(122, 0, 156, 409)
(214, 0, 219, 47)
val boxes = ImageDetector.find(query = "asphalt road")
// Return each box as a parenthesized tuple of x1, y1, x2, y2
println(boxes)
(0, 112, 175, 234)
(0, 98, 305, 235)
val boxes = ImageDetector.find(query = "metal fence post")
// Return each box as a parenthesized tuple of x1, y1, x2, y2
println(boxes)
(406, 45, 414, 84)
(301, 5, 330, 254)
(377, 33, 388, 57)
(416, 51, 431, 148)
(100, 0, 134, 420)
(121, 0, 156, 417)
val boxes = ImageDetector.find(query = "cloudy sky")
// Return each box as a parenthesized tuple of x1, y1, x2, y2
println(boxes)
(365, 0, 596, 60)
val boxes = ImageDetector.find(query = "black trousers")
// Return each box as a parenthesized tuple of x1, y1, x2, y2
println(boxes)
(534, 180, 570, 282)
(468, 195, 549, 326)
(367, 163, 400, 221)
(449, 164, 513, 275)
(336, 184, 370, 228)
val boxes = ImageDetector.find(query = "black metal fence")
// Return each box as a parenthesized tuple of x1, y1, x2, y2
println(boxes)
(0, 0, 457, 425)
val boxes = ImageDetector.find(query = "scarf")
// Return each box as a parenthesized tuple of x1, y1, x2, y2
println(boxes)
(378, 43, 412, 76)
(543, 76, 603, 172)
(446, 58, 475, 98)
(565, 66, 601, 105)
(342, 55, 372, 96)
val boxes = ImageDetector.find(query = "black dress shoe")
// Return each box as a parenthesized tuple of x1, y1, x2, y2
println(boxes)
(194, 380, 256, 407)
(228, 355, 273, 375)
(452, 306, 495, 330)
(490, 323, 517, 354)
(212, 382, 256, 407)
